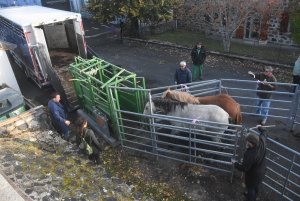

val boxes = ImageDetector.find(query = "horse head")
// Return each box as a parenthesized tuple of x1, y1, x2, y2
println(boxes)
(143, 100, 158, 115)
(143, 98, 187, 115)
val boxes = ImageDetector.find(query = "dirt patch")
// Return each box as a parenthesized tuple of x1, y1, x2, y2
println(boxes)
(49, 49, 77, 72)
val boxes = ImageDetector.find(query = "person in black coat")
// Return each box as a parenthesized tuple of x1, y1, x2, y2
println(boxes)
(232, 126, 268, 201)
(191, 41, 206, 80)
(76, 117, 103, 165)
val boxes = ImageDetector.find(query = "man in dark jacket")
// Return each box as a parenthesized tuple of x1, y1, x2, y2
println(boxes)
(191, 41, 206, 80)
(248, 66, 277, 125)
(232, 126, 268, 201)
(174, 61, 192, 88)
(48, 92, 70, 139)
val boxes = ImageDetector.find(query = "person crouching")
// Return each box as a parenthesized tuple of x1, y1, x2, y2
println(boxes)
(75, 117, 103, 165)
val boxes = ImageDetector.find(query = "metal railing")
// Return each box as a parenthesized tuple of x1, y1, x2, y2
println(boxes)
(108, 80, 300, 197)
(219, 79, 299, 129)
(247, 129, 300, 201)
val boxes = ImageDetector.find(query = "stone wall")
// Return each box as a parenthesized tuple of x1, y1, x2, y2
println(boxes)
(0, 106, 49, 137)
(174, 0, 294, 45)
(268, 18, 293, 45)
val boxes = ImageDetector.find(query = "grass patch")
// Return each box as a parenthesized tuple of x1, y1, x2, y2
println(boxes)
(150, 30, 299, 65)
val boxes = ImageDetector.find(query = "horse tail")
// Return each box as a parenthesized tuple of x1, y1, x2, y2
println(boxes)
(236, 103, 242, 125)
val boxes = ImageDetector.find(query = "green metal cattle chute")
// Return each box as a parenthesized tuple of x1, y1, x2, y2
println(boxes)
(69, 57, 146, 143)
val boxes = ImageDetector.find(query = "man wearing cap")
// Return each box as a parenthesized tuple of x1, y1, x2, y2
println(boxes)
(174, 60, 192, 88)
(248, 66, 277, 125)
(191, 41, 206, 80)
(232, 126, 268, 201)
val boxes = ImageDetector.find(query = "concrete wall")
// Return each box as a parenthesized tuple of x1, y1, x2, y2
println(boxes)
(0, 50, 21, 93)
(0, 106, 49, 137)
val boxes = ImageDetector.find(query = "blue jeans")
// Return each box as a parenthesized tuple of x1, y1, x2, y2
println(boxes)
(64, 131, 70, 138)
(256, 99, 271, 121)
(247, 185, 259, 201)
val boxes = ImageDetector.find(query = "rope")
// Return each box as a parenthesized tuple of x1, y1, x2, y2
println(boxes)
(179, 84, 189, 92)
(221, 86, 228, 94)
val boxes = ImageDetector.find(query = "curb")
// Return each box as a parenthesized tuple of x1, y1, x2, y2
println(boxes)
(0, 170, 33, 201)
(123, 37, 294, 69)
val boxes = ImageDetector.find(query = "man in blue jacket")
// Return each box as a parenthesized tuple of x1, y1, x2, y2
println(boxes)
(232, 126, 268, 201)
(48, 92, 70, 140)
(174, 61, 192, 89)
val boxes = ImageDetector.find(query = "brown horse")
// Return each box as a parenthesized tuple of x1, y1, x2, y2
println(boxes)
(162, 87, 242, 125)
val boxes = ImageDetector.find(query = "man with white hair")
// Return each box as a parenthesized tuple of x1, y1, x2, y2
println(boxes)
(174, 61, 192, 88)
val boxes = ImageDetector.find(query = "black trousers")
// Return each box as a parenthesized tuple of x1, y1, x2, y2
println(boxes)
(88, 152, 101, 165)
(293, 75, 300, 92)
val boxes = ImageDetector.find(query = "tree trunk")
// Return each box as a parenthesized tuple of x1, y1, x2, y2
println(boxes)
(222, 34, 231, 53)
(130, 17, 139, 38)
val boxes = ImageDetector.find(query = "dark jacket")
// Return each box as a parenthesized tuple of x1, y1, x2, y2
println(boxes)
(76, 128, 103, 154)
(234, 127, 268, 187)
(191, 45, 206, 65)
(250, 72, 277, 99)
(48, 100, 69, 134)
(174, 67, 192, 84)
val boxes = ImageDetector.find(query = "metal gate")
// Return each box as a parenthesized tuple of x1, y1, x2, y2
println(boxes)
(69, 56, 146, 140)
(109, 84, 246, 182)
(107, 79, 300, 186)
(219, 79, 298, 129)
(246, 129, 300, 201)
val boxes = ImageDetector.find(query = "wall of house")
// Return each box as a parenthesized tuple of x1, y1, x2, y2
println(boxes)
(174, 0, 293, 45)
(268, 18, 293, 45)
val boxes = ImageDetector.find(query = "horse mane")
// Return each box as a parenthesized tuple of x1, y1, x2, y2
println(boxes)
(161, 89, 200, 104)
(152, 98, 187, 113)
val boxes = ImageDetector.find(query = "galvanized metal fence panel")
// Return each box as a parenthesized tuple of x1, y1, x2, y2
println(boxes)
(220, 79, 298, 129)
(109, 85, 245, 182)
(108, 79, 300, 191)
(246, 129, 300, 201)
